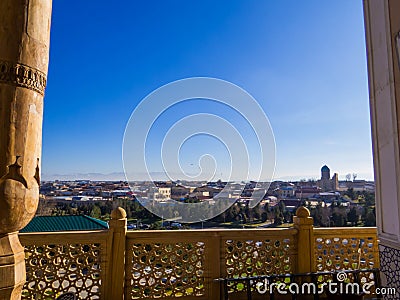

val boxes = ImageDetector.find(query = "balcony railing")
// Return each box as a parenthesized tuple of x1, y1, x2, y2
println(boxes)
(19, 207, 379, 300)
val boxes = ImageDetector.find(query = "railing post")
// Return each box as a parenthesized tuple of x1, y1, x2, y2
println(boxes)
(209, 232, 222, 300)
(106, 207, 127, 299)
(293, 206, 315, 273)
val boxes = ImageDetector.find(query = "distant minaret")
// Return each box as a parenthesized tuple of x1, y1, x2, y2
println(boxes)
(332, 173, 339, 191)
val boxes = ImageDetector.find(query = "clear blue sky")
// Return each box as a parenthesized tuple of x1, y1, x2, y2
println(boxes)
(42, 0, 373, 181)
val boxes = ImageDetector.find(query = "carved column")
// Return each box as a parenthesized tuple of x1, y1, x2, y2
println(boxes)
(0, 1, 52, 299)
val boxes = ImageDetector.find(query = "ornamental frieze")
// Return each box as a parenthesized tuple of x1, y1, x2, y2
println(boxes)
(0, 60, 47, 95)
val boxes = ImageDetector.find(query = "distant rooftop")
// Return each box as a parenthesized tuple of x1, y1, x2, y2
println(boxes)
(20, 215, 109, 233)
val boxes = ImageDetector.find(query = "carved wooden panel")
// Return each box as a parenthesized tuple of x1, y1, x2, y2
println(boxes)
(315, 235, 379, 271)
(125, 241, 206, 299)
(22, 243, 103, 299)
(314, 231, 380, 292)
(224, 236, 296, 294)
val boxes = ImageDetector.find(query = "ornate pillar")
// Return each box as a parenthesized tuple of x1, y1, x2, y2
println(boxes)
(0, 1, 52, 299)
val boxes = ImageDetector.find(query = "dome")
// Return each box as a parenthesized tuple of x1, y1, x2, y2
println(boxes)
(321, 165, 330, 171)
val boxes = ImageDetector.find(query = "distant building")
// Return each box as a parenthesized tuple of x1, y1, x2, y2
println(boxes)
(317, 165, 339, 191)
(332, 173, 339, 190)
(191, 186, 221, 198)
(147, 187, 171, 200)
(72, 196, 90, 201)
(279, 199, 302, 212)
(171, 185, 190, 200)
(337, 179, 375, 192)
(295, 186, 322, 198)
(277, 185, 296, 198)
(321, 165, 330, 180)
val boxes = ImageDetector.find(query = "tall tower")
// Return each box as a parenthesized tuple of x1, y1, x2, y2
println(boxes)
(332, 173, 339, 191)
(321, 165, 330, 180)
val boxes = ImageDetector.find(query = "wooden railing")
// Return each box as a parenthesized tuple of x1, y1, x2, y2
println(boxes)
(124, 228, 298, 300)
(20, 230, 109, 300)
(18, 207, 379, 300)
(314, 227, 380, 271)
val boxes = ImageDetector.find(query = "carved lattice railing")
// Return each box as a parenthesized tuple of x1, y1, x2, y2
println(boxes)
(19, 231, 109, 300)
(314, 227, 380, 292)
(219, 229, 297, 296)
(125, 230, 210, 300)
(124, 228, 298, 300)
(17, 208, 380, 300)
(314, 227, 379, 271)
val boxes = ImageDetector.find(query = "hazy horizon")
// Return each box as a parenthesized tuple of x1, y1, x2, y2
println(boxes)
(41, 171, 374, 182)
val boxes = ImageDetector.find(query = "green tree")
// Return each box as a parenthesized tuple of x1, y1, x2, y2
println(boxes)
(261, 212, 268, 222)
(347, 207, 359, 226)
(312, 202, 324, 226)
(344, 188, 356, 200)
(90, 205, 101, 219)
(273, 205, 284, 225)
(364, 208, 376, 226)
(332, 212, 346, 226)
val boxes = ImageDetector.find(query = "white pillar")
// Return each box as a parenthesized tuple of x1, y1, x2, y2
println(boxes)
(364, 0, 400, 298)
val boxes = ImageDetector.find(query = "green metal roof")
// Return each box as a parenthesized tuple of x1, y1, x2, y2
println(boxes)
(20, 215, 109, 233)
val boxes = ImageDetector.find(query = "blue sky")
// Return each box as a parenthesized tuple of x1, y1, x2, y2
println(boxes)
(42, 0, 373, 181)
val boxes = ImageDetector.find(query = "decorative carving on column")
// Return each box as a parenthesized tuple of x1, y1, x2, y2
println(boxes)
(0, 61, 47, 95)
(0, 0, 52, 299)
(34, 159, 40, 187)
(0, 157, 28, 189)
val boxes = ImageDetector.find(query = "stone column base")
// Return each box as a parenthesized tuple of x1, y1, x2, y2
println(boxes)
(0, 233, 26, 300)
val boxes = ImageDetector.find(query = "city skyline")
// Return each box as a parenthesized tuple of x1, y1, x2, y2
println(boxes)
(42, 1, 373, 181)
(41, 168, 373, 183)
